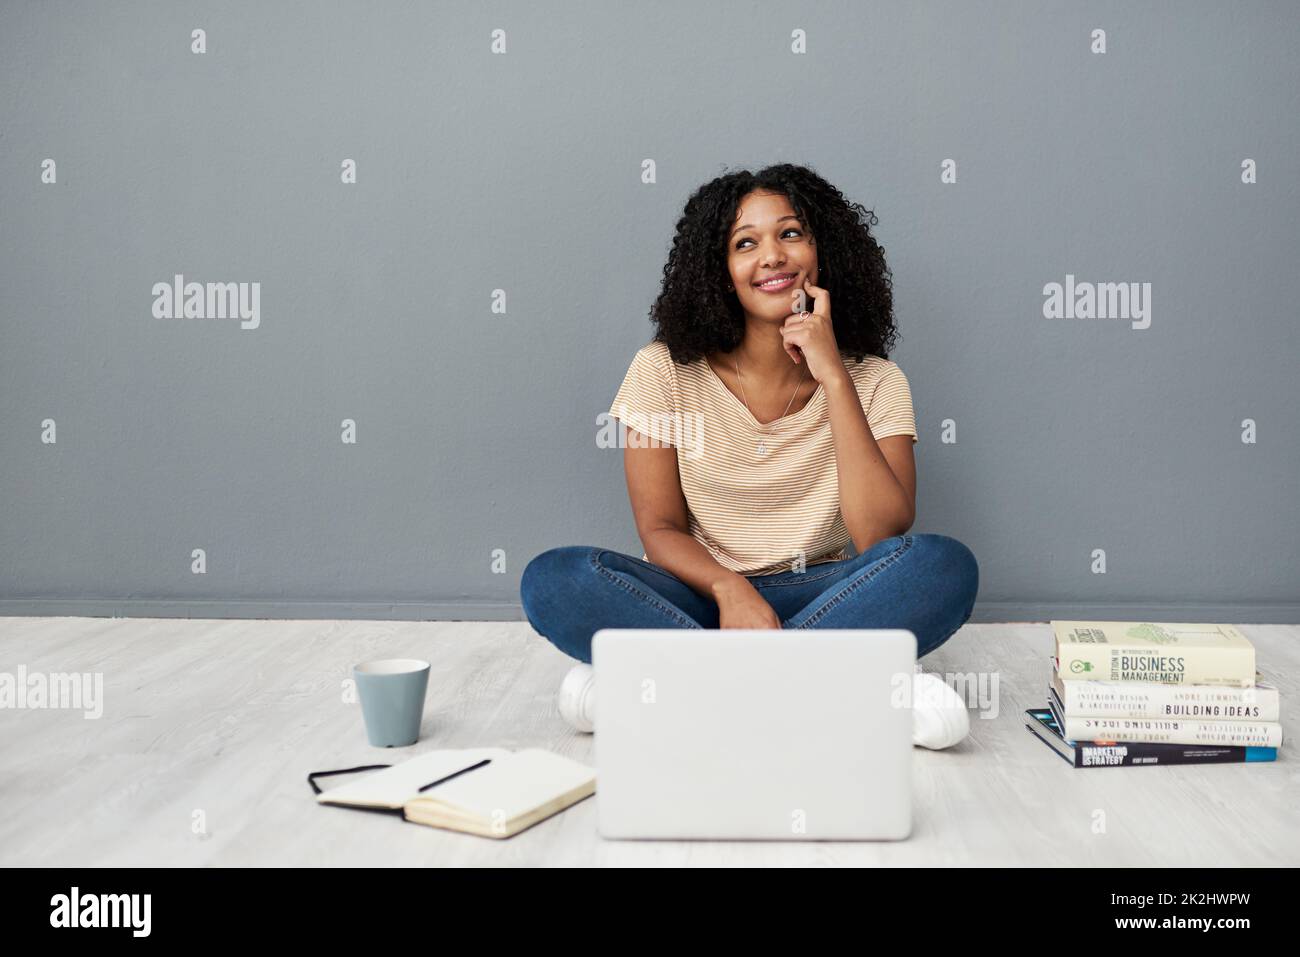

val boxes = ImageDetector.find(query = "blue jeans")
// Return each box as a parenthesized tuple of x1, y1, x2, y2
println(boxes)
(520, 533, 979, 665)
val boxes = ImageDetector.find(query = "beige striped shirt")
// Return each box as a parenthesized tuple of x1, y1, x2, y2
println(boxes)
(607, 339, 918, 577)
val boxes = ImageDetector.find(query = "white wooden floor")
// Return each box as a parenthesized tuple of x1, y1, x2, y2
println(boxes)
(0, 617, 1295, 866)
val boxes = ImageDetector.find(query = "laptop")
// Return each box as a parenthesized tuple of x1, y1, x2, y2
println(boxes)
(591, 628, 916, 841)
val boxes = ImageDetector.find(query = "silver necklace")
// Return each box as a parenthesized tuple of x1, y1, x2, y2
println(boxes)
(734, 355, 808, 457)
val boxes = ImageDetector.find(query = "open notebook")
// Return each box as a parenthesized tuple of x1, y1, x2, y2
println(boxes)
(310, 748, 596, 839)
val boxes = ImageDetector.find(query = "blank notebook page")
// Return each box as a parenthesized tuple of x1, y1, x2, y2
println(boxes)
(419, 748, 595, 820)
(320, 748, 510, 807)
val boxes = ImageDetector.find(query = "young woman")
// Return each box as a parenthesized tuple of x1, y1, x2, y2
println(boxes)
(520, 164, 979, 746)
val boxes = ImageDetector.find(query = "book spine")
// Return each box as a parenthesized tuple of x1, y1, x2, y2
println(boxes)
(1070, 742, 1278, 768)
(1064, 716, 1282, 748)
(1059, 681, 1279, 721)
(1057, 643, 1254, 687)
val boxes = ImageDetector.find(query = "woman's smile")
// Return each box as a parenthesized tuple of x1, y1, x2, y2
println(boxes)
(754, 272, 798, 293)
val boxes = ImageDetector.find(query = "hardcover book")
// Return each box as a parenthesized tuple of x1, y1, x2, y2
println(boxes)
(1052, 620, 1255, 687)
(1049, 660, 1278, 721)
(1046, 690, 1282, 748)
(1024, 708, 1278, 768)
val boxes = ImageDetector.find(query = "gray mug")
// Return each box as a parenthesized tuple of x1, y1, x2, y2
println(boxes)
(353, 658, 431, 747)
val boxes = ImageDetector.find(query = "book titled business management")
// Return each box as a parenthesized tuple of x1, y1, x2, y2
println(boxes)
(1051, 620, 1255, 687)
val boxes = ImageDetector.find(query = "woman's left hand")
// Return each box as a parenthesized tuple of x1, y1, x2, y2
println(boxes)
(781, 278, 847, 385)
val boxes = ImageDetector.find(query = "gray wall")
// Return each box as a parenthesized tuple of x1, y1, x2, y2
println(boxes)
(2, 1, 1297, 622)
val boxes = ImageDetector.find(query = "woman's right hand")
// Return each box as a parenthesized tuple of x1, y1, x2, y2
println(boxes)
(713, 578, 782, 630)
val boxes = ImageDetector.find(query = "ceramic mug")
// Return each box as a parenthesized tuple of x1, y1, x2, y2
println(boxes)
(353, 658, 430, 747)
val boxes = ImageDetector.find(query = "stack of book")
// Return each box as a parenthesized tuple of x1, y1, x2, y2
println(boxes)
(1025, 620, 1282, 768)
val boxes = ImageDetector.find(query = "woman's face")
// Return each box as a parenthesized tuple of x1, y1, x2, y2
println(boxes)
(726, 189, 819, 320)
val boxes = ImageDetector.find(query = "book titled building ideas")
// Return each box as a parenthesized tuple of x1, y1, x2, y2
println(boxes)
(1025, 621, 1283, 768)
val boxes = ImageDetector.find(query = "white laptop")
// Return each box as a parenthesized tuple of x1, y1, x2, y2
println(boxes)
(591, 628, 916, 841)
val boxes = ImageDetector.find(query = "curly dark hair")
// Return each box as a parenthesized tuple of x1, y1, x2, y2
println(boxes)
(647, 163, 898, 365)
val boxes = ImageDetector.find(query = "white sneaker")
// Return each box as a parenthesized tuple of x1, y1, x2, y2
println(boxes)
(911, 672, 970, 750)
(557, 663, 595, 733)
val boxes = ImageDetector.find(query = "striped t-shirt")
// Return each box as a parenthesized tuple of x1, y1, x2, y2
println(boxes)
(607, 339, 918, 577)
